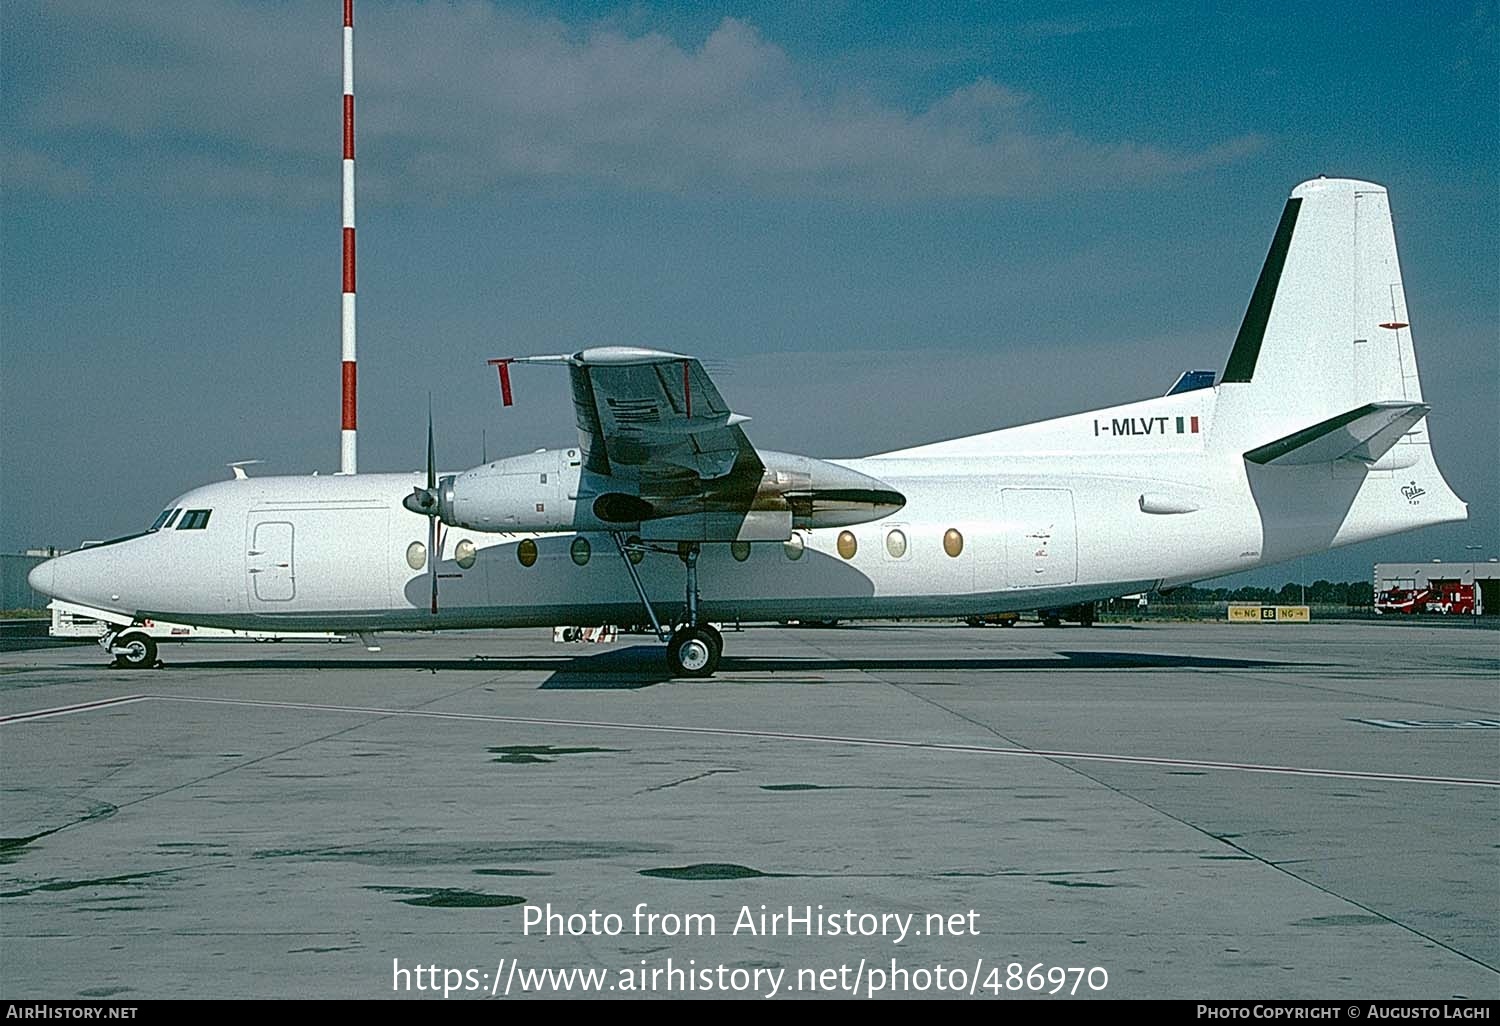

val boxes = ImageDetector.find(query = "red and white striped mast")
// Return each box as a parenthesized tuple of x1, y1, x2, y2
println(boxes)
(339, 0, 358, 474)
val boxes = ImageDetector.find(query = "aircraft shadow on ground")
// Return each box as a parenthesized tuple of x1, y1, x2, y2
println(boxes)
(150, 645, 1315, 691)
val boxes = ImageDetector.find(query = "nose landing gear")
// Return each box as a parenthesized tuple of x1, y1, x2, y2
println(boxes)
(104, 630, 158, 669)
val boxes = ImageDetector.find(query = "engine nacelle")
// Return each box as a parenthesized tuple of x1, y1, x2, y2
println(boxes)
(427, 447, 904, 541)
(628, 452, 905, 541)
(437, 449, 581, 532)
(751, 450, 906, 531)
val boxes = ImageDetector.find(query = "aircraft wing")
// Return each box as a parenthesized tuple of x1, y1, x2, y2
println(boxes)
(488, 346, 902, 541)
(512, 347, 762, 493)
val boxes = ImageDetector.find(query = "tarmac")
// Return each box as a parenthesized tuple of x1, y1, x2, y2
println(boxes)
(1, 620, 1496, 999)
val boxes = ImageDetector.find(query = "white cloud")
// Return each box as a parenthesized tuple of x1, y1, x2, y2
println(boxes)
(15, 1, 1263, 202)
(2, 146, 92, 197)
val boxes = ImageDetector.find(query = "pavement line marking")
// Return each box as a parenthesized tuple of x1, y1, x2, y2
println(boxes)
(0, 694, 150, 724)
(1353, 718, 1500, 730)
(6, 693, 1492, 789)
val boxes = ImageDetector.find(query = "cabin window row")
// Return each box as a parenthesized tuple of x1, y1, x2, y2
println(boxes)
(448, 528, 971, 569)
(405, 538, 482, 571)
(834, 527, 964, 560)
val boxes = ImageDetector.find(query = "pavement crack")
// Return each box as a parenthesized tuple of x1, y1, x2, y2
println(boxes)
(634, 768, 737, 795)
(18, 679, 509, 845)
(1214, 669, 1498, 718)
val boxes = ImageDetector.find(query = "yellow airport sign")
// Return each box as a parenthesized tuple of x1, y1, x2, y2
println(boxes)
(1228, 604, 1310, 622)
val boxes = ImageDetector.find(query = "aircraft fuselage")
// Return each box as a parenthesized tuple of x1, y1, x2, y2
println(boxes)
(32, 386, 1462, 635)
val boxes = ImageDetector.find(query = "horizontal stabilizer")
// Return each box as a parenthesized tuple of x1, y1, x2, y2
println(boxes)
(1244, 401, 1429, 466)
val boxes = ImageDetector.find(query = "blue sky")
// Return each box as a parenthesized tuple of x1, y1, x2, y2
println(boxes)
(3, 1, 1496, 583)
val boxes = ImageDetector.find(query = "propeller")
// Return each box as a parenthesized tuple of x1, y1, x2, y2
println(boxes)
(401, 402, 444, 614)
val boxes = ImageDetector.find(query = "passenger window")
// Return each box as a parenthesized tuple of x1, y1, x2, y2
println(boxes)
(149, 508, 180, 532)
(177, 509, 212, 530)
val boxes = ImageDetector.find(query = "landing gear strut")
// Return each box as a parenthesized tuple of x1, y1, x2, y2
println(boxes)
(611, 534, 723, 677)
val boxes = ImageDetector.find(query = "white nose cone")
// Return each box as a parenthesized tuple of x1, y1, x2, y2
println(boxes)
(27, 558, 56, 598)
(27, 546, 135, 614)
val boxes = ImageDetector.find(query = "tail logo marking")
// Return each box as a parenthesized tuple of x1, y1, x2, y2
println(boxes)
(1401, 481, 1426, 504)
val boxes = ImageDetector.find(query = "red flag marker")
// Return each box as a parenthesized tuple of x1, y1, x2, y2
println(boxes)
(487, 359, 514, 406)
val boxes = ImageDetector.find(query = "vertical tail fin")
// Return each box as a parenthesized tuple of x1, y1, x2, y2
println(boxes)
(1216, 178, 1465, 549)
(1213, 178, 1430, 454)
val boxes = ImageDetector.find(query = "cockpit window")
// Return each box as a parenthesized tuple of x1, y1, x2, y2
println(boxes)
(149, 508, 181, 532)
(177, 509, 212, 530)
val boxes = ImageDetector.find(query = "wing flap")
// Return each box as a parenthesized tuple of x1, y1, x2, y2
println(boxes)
(1243, 401, 1430, 466)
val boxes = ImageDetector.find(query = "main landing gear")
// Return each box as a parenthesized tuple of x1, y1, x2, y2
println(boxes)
(667, 624, 721, 677)
(611, 534, 722, 678)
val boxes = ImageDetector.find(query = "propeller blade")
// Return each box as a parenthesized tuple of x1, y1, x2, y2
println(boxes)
(426, 399, 436, 493)
(424, 398, 439, 614)
(429, 509, 439, 615)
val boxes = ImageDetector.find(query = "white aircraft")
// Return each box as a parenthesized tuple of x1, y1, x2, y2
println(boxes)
(28, 178, 1467, 676)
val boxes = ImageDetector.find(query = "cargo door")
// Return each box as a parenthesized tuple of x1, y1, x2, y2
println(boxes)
(247, 519, 295, 602)
(1002, 489, 1077, 588)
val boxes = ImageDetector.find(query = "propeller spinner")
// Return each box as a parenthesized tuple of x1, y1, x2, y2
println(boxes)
(400, 406, 446, 614)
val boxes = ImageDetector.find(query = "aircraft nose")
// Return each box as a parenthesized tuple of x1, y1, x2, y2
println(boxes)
(27, 547, 128, 611)
(27, 558, 56, 599)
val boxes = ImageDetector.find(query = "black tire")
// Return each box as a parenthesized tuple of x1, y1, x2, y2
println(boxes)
(114, 632, 157, 669)
(1042, 617, 1062, 629)
(666, 627, 720, 678)
(1000, 618, 1016, 627)
(700, 624, 723, 660)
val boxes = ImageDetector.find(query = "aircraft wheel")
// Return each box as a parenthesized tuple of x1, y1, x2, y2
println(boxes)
(114, 632, 157, 669)
(700, 624, 723, 660)
(667, 627, 720, 678)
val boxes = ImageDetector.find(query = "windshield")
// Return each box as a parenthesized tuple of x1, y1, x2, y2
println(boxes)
(148, 508, 181, 532)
